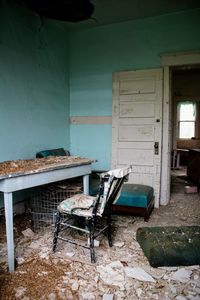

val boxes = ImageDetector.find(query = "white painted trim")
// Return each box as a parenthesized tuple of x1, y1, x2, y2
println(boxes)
(161, 51, 200, 66)
(70, 116, 112, 124)
(160, 66, 171, 205)
(160, 51, 200, 206)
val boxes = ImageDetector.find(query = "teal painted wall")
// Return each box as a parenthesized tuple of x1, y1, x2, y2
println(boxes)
(0, 0, 70, 162)
(0, 0, 70, 207)
(69, 9, 200, 170)
(1, 3, 200, 208)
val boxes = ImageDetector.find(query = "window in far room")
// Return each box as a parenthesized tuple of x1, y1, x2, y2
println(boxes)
(177, 101, 197, 139)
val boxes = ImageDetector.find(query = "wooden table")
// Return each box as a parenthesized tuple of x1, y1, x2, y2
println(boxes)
(0, 156, 94, 272)
(172, 148, 189, 169)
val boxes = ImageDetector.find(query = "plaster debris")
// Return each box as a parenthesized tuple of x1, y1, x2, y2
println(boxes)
(16, 257, 25, 265)
(22, 228, 34, 238)
(185, 265, 200, 270)
(0, 156, 93, 178)
(144, 266, 166, 279)
(171, 268, 193, 283)
(28, 240, 42, 249)
(194, 274, 199, 280)
(48, 293, 57, 300)
(38, 246, 50, 259)
(15, 287, 27, 298)
(65, 252, 75, 257)
(136, 288, 143, 297)
(71, 280, 79, 291)
(88, 238, 100, 247)
(175, 296, 188, 300)
(113, 241, 125, 248)
(124, 266, 156, 282)
(80, 292, 96, 300)
(169, 284, 177, 294)
(102, 294, 114, 300)
(97, 261, 125, 289)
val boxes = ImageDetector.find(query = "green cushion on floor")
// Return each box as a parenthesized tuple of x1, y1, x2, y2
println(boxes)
(89, 182, 154, 208)
(136, 226, 200, 267)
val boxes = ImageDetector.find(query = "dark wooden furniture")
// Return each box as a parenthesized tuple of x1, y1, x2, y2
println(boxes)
(90, 181, 154, 222)
(112, 196, 154, 222)
(187, 149, 200, 187)
(112, 184, 154, 222)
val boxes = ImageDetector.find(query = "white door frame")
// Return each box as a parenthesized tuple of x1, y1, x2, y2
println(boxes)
(160, 51, 200, 206)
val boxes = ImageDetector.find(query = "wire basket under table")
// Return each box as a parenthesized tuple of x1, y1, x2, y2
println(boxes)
(30, 181, 83, 232)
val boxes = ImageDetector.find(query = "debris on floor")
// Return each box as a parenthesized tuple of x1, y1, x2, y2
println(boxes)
(0, 172, 199, 299)
(184, 185, 198, 194)
(0, 214, 200, 299)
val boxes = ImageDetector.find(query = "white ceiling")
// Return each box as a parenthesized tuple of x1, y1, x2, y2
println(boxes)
(61, 0, 200, 31)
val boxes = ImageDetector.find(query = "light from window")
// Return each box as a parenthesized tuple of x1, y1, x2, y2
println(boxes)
(178, 102, 196, 139)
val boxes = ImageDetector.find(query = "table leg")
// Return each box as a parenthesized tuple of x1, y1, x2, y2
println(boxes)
(83, 174, 89, 195)
(176, 152, 180, 169)
(4, 192, 15, 272)
(172, 150, 176, 169)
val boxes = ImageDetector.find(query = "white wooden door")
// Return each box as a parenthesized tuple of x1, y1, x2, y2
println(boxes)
(112, 69, 163, 207)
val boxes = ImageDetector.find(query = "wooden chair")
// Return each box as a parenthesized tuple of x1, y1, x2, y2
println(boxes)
(52, 167, 132, 262)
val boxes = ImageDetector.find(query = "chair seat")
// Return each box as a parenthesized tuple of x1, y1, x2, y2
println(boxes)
(116, 184, 153, 208)
(58, 194, 98, 217)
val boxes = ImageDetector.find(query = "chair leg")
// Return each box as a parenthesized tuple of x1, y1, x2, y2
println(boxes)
(89, 221, 95, 263)
(107, 216, 112, 247)
(52, 212, 61, 253)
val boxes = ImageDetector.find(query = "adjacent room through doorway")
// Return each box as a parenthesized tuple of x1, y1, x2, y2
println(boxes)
(171, 65, 200, 194)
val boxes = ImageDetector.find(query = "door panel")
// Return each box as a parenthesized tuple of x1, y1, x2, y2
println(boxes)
(118, 149, 154, 165)
(129, 173, 153, 186)
(120, 102, 155, 117)
(120, 93, 155, 102)
(118, 125, 154, 141)
(120, 78, 155, 94)
(112, 69, 163, 207)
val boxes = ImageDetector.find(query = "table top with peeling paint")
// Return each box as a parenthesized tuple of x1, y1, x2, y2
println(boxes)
(0, 156, 94, 179)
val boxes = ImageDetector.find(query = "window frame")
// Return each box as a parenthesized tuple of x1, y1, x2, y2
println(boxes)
(176, 99, 199, 140)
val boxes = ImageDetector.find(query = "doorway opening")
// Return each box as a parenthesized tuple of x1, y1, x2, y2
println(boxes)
(170, 65, 200, 194)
